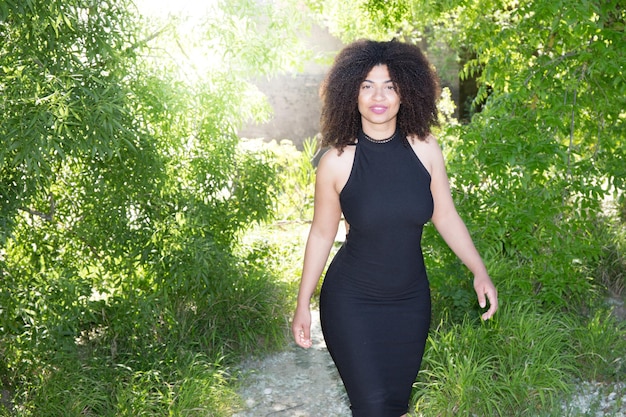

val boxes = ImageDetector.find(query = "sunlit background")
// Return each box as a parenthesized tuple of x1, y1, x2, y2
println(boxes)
(133, 0, 223, 79)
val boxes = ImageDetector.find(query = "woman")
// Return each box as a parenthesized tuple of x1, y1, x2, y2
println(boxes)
(291, 39, 498, 417)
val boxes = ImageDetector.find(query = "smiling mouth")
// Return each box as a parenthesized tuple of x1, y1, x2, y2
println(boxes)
(370, 106, 387, 114)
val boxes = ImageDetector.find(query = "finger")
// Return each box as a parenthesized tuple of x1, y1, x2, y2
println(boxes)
(481, 290, 498, 320)
(475, 282, 487, 308)
(301, 326, 312, 348)
(481, 304, 497, 320)
(293, 325, 312, 349)
(477, 290, 487, 309)
(489, 289, 498, 310)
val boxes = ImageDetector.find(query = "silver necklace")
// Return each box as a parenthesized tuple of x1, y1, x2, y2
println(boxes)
(362, 131, 397, 144)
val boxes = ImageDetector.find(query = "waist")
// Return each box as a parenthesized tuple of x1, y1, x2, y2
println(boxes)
(322, 246, 429, 299)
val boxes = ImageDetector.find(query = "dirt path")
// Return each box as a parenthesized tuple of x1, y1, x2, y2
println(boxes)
(232, 309, 350, 416)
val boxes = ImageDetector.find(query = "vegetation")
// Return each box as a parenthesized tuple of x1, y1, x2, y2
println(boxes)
(0, 0, 308, 415)
(0, 0, 624, 416)
(308, 0, 626, 311)
(305, 0, 626, 415)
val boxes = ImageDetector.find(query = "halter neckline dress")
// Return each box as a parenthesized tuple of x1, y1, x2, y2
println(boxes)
(319, 129, 433, 417)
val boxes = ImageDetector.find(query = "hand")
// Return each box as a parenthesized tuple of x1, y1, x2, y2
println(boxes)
(474, 274, 498, 320)
(291, 306, 312, 349)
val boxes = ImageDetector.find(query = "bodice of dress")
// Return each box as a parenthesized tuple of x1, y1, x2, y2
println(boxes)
(331, 130, 434, 296)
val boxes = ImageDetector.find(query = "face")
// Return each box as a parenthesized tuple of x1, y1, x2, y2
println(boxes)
(357, 64, 400, 133)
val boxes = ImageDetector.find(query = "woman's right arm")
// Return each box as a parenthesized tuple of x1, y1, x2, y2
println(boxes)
(292, 150, 343, 348)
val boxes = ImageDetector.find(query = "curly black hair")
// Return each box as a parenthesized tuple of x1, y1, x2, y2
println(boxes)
(319, 39, 440, 150)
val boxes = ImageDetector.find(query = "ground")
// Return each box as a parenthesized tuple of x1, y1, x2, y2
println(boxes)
(232, 309, 350, 417)
(232, 301, 626, 417)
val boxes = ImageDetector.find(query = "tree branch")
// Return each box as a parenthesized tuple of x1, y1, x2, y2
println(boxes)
(566, 63, 588, 180)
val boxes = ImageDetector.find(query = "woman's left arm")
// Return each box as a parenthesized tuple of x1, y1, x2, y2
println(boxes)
(425, 136, 499, 320)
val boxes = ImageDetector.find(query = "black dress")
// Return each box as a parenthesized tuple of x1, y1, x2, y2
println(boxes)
(319, 130, 433, 417)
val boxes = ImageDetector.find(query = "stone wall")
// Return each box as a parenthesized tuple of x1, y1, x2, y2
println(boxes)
(237, 24, 343, 148)
(237, 72, 326, 144)
(238, 27, 461, 149)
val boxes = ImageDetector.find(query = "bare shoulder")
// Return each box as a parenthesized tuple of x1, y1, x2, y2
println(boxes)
(317, 145, 355, 193)
(408, 134, 444, 176)
(320, 144, 355, 161)
(318, 145, 355, 170)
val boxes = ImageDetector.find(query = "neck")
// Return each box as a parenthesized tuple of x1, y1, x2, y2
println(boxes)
(361, 130, 397, 144)
(361, 121, 397, 140)
(362, 127, 397, 140)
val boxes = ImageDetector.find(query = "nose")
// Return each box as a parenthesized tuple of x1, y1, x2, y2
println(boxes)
(373, 86, 385, 100)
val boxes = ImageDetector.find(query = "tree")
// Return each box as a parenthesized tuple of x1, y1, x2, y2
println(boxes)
(0, 0, 308, 413)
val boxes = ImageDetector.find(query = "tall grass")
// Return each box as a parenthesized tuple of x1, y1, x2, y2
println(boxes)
(412, 301, 626, 416)
(414, 304, 575, 416)
(1, 245, 297, 416)
(8, 349, 240, 416)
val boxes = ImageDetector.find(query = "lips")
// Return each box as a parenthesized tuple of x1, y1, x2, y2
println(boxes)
(370, 105, 388, 114)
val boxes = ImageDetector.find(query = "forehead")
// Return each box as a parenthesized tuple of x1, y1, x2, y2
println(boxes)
(363, 64, 391, 82)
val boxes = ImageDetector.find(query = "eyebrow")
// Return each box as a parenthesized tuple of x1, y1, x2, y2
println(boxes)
(362, 79, 394, 84)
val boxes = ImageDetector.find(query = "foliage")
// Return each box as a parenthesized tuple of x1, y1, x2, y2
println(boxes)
(264, 137, 318, 221)
(413, 302, 626, 416)
(306, 0, 626, 312)
(1, 0, 624, 414)
(593, 207, 626, 296)
(0, 0, 308, 414)
(305, 0, 407, 41)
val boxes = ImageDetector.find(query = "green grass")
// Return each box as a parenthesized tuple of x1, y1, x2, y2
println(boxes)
(411, 301, 626, 417)
(0, 219, 304, 416)
(414, 304, 574, 416)
(5, 350, 239, 417)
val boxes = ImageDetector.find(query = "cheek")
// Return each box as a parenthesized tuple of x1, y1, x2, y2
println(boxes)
(357, 92, 369, 107)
